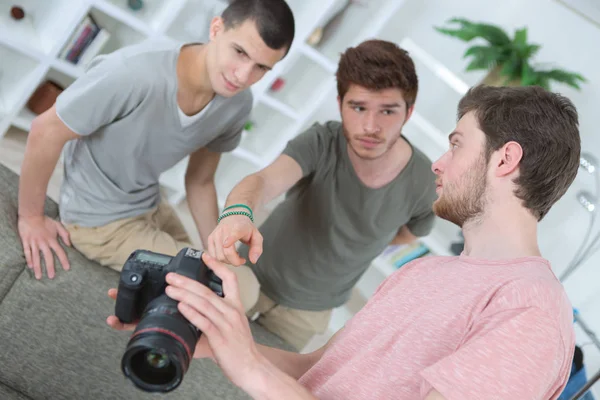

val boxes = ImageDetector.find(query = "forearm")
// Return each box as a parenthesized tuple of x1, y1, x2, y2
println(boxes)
(224, 174, 267, 212)
(18, 127, 64, 218)
(244, 353, 318, 400)
(255, 344, 320, 380)
(185, 181, 219, 247)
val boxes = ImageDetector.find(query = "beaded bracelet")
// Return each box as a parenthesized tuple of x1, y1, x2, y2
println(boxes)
(222, 203, 254, 218)
(217, 210, 254, 223)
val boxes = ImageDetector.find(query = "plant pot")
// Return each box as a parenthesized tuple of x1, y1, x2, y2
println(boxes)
(27, 80, 64, 115)
(482, 66, 521, 87)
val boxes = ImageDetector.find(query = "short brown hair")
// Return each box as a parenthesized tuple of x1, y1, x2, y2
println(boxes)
(458, 85, 580, 221)
(336, 39, 418, 106)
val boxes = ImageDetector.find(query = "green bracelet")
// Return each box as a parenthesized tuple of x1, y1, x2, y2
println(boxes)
(223, 203, 254, 218)
(217, 210, 254, 223)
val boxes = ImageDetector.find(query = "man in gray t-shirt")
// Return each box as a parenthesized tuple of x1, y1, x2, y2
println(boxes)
(207, 39, 438, 350)
(16, 0, 295, 293)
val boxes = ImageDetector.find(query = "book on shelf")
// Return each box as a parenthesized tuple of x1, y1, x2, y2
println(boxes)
(58, 14, 111, 67)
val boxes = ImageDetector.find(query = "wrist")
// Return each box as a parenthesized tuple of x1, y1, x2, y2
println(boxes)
(240, 354, 275, 398)
(218, 203, 255, 223)
(18, 213, 44, 221)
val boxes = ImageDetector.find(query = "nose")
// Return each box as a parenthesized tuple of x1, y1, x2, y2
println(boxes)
(363, 112, 381, 135)
(234, 61, 253, 85)
(431, 152, 448, 175)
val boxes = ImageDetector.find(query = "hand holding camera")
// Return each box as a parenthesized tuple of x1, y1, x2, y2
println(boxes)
(106, 248, 263, 393)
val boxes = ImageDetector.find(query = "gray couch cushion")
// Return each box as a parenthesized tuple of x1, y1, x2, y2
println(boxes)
(0, 163, 294, 399)
(0, 382, 32, 400)
(0, 164, 60, 299)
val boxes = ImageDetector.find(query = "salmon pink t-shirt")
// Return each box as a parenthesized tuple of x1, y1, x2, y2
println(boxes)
(298, 255, 575, 399)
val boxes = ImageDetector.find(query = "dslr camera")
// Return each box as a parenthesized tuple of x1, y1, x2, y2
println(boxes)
(114, 247, 224, 393)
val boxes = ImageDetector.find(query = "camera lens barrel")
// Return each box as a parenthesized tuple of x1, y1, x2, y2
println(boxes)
(121, 295, 199, 393)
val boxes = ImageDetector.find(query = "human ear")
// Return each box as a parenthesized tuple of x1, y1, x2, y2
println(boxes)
(209, 16, 224, 41)
(495, 141, 523, 177)
(404, 104, 414, 123)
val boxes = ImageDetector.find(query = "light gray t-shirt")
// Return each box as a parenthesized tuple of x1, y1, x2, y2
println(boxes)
(56, 40, 252, 227)
(240, 121, 438, 311)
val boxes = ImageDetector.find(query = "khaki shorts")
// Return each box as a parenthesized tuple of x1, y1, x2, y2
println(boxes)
(246, 291, 332, 351)
(64, 202, 260, 313)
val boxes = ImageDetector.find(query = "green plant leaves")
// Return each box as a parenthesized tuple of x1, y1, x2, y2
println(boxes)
(534, 69, 587, 90)
(435, 18, 511, 46)
(435, 17, 587, 91)
(463, 46, 503, 70)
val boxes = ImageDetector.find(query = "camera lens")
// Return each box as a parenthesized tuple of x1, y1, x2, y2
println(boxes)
(121, 295, 200, 393)
(129, 347, 177, 386)
(146, 349, 169, 368)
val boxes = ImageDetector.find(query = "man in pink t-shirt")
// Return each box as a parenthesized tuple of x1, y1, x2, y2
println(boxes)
(108, 84, 580, 398)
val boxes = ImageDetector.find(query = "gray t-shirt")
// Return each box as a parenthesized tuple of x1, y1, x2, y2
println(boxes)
(240, 121, 438, 311)
(56, 40, 252, 227)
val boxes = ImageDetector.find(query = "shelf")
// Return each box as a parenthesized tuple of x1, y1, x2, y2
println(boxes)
(103, 0, 179, 31)
(268, 54, 334, 117)
(0, 0, 86, 56)
(232, 146, 265, 169)
(402, 41, 467, 137)
(12, 108, 36, 132)
(299, 85, 340, 132)
(86, 6, 147, 56)
(12, 67, 78, 131)
(239, 101, 297, 159)
(165, 0, 228, 44)
(0, 45, 42, 116)
(307, 0, 394, 64)
(92, 0, 154, 36)
(285, 0, 341, 41)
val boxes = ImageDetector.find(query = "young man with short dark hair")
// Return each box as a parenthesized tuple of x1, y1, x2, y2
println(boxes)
(109, 84, 579, 399)
(17, 0, 294, 304)
(206, 39, 438, 349)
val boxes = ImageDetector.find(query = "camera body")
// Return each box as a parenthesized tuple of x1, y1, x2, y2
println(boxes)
(115, 247, 223, 323)
(114, 247, 223, 393)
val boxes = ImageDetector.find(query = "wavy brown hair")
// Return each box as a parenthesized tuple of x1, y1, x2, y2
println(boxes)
(336, 39, 418, 107)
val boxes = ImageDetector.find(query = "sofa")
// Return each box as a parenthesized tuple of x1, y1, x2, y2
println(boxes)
(0, 162, 293, 400)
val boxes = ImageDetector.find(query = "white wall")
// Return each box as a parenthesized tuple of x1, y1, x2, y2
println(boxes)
(374, 0, 600, 394)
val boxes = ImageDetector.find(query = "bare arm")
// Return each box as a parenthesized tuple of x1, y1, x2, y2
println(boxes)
(254, 328, 341, 380)
(18, 105, 80, 279)
(185, 147, 222, 248)
(19, 105, 79, 218)
(223, 154, 303, 211)
(389, 225, 418, 246)
(207, 154, 304, 265)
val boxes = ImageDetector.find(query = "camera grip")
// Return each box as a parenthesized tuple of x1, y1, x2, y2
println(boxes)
(115, 287, 138, 323)
(115, 270, 146, 323)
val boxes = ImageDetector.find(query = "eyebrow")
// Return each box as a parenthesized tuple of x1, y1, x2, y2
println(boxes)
(448, 131, 463, 141)
(347, 100, 402, 108)
(234, 43, 272, 71)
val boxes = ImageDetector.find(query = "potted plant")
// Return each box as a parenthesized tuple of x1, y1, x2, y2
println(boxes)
(435, 18, 586, 90)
